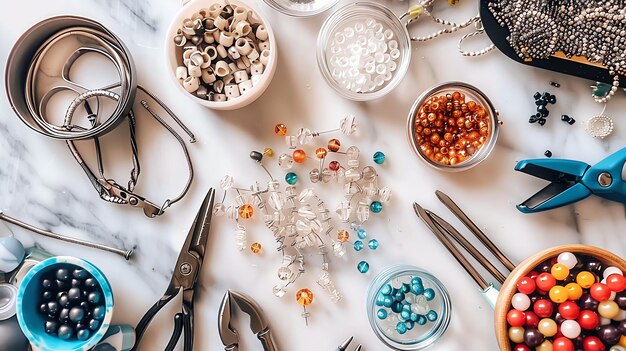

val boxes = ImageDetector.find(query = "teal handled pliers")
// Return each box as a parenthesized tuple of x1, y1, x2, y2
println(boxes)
(515, 147, 626, 213)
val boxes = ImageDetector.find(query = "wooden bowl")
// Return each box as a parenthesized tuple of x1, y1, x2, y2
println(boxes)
(494, 244, 626, 351)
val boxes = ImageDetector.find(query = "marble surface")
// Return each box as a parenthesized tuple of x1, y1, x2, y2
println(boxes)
(1, 0, 626, 350)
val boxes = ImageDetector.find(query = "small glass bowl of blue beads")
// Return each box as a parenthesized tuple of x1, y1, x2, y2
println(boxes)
(367, 265, 451, 350)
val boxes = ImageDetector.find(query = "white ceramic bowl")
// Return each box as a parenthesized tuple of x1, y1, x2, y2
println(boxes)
(165, 0, 278, 110)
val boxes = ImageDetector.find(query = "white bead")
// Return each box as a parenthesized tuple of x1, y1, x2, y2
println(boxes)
(383, 28, 394, 40)
(204, 32, 215, 44)
(233, 70, 249, 83)
(228, 62, 238, 72)
(250, 62, 264, 76)
(511, 293, 530, 311)
(222, 74, 234, 85)
(214, 16, 228, 31)
(235, 38, 253, 56)
(216, 44, 228, 58)
(259, 49, 271, 66)
(175, 66, 188, 80)
(182, 76, 199, 92)
(604, 266, 623, 278)
(256, 25, 268, 41)
(214, 60, 230, 77)
(225, 84, 240, 98)
(204, 46, 218, 60)
(219, 32, 234, 47)
(247, 48, 260, 62)
(208, 3, 223, 18)
(389, 40, 398, 50)
(334, 32, 346, 44)
(187, 64, 201, 78)
(560, 320, 581, 338)
(227, 45, 241, 60)
(238, 80, 253, 95)
(557, 252, 578, 269)
(390, 48, 401, 60)
(233, 6, 248, 22)
(251, 74, 262, 86)
(258, 41, 270, 52)
(233, 20, 251, 37)
(213, 93, 227, 102)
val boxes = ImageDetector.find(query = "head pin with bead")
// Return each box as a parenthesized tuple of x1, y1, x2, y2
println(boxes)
(296, 288, 314, 326)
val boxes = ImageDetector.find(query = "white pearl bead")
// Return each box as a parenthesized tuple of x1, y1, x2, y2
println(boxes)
(604, 266, 623, 278)
(557, 252, 578, 269)
(560, 320, 581, 339)
(511, 293, 531, 311)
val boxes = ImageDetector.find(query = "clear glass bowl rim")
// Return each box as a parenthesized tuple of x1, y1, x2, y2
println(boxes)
(262, 0, 340, 16)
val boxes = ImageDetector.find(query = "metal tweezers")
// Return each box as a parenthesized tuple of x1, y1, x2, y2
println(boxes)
(413, 190, 516, 307)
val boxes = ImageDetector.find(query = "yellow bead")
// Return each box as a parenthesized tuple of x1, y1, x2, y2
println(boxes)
(296, 288, 314, 307)
(549, 285, 568, 303)
(238, 204, 254, 219)
(538, 318, 557, 337)
(250, 242, 262, 254)
(337, 230, 349, 243)
(275, 123, 287, 136)
(536, 340, 553, 351)
(551, 263, 570, 281)
(576, 271, 596, 288)
(598, 300, 620, 319)
(263, 148, 274, 157)
(508, 326, 525, 343)
(565, 283, 583, 300)
(315, 148, 328, 159)
(620, 335, 626, 347)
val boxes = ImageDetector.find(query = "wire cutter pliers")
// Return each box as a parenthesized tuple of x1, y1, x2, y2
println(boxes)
(130, 188, 215, 351)
(515, 148, 626, 213)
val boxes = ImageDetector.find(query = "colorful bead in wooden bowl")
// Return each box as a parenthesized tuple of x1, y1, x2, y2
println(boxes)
(506, 252, 626, 351)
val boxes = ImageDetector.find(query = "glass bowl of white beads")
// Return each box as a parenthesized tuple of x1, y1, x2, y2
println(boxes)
(367, 265, 451, 350)
(317, 2, 411, 101)
(263, 0, 339, 16)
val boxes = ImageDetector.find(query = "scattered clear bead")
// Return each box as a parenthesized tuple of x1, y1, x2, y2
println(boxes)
(213, 203, 226, 216)
(297, 128, 314, 145)
(220, 175, 234, 190)
(279, 154, 294, 170)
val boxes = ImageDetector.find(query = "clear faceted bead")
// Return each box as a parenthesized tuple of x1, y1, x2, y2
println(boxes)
(332, 241, 346, 257)
(363, 182, 378, 197)
(362, 166, 378, 182)
(356, 203, 370, 222)
(379, 186, 392, 203)
(285, 135, 297, 149)
(278, 154, 294, 170)
(296, 219, 312, 235)
(309, 168, 320, 183)
(298, 204, 317, 220)
(268, 180, 280, 191)
(220, 175, 234, 190)
(340, 114, 358, 135)
(344, 182, 361, 197)
(321, 168, 332, 183)
(344, 168, 362, 182)
(234, 225, 247, 251)
(285, 186, 297, 197)
(297, 127, 314, 145)
(226, 206, 239, 220)
(277, 266, 293, 280)
(299, 189, 315, 203)
(269, 192, 285, 211)
(213, 203, 226, 216)
(346, 146, 360, 159)
(273, 285, 286, 298)
(310, 219, 322, 234)
(336, 201, 352, 222)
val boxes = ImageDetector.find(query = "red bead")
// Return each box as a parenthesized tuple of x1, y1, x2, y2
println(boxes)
(528, 271, 540, 280)
(329, 161, 340, 171)
(577, 310, 599, 330)
(606, 274, 626, 292)
(525, 311, 540, 327)
(533, 299, 554, 318)
(514, 344, 532, 351)
(590, 283, 612, 301)
(536, 273, 557, 291)
(558, 301, 580, 320)
(517, 277, 537, 295)
(553, 337, 575, 351)
(582, 336, 605, 351)
(507, 309, 526, 327)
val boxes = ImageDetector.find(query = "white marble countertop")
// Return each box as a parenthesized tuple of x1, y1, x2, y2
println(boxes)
(1, 0, 626, 350)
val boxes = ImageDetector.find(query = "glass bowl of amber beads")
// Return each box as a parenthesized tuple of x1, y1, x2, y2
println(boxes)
(407, 82, 500, 171)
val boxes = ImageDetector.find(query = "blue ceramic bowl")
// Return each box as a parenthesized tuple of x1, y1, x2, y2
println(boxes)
(16, 256, 114, 351)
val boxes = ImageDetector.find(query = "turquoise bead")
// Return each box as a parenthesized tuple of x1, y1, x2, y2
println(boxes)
(411, 283, 424, 295)
(391, 301, 402, 313)
(368, 239, 379, 250)
(383, 296, 393, 308)
(375, 294, 385, 306)
(357, 261, 369, 273)
(402, 283, 411, 293)
(400, 310, 411, 320)
(357, 228, 367, 239)
(381, 284, 392, 295)
(411, 276, 423, 285)
(377, 308, 387, 320)
(285, 172, 298, 185)
(402, 304, 412, 312)
(405, 320, 415, 330)
(417, 315, 427, 325)
(373, 151, 385, 164)
(424, 288, 435, 301)
(395, 322, 407, 334)
(426, 310, 438, 322)
(394, 290, 405, 302)
(353, 240, 364, 251)
(410, 312, 419, 321)
(370, 201, 383, 213)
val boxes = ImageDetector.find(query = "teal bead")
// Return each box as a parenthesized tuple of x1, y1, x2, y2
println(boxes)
(426, 310, 438, 322)
(370, 201, 383, 213)
(381, 284, 392, 296)
(373, 151, 385, 164)
(357, 228, 367, 239)
(285, 172, 298, 185)
(391, 301, 402, 313)
(411, 276, 423, 285)
(402, 283, 411, 293)
(400, 310, 411, 320)
(410, 312, 419, 321)
(376, 293, 385, 306)
(396, 322, 407, 334)
(424, 288, 435, 301)
(353, 240, 364, 251)
(368, 239, 379, 250)
(411, 283, 424, 295)
(383, 296, 393, 308)
(402, 304, 412, 312)
(405, 320, 415, 330)
(357, 261, 369, 273)
(394, 290, 405, 302)
(377, 308, 388, 320)
(417, 315, 427, 325)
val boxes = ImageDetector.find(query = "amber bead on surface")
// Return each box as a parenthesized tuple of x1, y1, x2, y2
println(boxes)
(275, 123, 287, 136)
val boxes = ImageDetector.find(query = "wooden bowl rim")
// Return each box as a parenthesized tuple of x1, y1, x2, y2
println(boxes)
(494, 244, 626, 351)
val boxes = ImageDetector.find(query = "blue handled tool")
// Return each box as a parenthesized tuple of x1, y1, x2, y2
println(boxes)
(515, 147, 626, 213)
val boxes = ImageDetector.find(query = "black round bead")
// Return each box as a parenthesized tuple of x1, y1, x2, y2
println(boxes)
(578, 292, 599, 310)
(59, 308, 70, 323)
(93, 306, 105, 320)
(84, 278, 97, 288)
(597, 325, 620, 344)
(42, 279, 53, 289)
(68, 287, 82, 301)
(47, 301, 59, 315)
(58, 324, 73, 340)
(45, 321, 59, 335)
(42, 291, 53, 300)
(55, 268, 70, 281)
(73, 269, 89, 280)
(88, 319, 100, 331)
(249, 151, 263, 162)
(69, 307, 85, 323)
(88, 291, 102, 305)
(585, 258, 603, 275)
(524, 328, 544, 347)
(76, 328, 90, 341)
(615, 291, 626, 309)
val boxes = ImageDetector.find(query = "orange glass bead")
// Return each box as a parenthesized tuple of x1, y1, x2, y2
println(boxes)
(328, 139, 341, 152)
(250, 242, 262, 254)
(275, 123, 287, 136)
(296, 288, 314, 307)
(238, 204, 254, 219)
(293, 149, 306, 163)
(337, 230, 349, 243)
(565, 282, 583, 300)
(315, 148, 327, 159)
